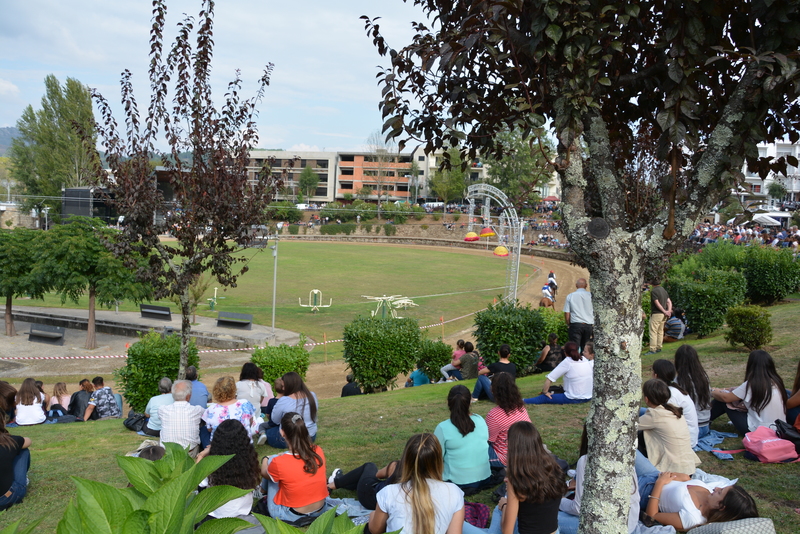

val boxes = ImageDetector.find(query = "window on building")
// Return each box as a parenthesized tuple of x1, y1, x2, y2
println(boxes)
(418, 170, 424, 175)
(314, 187, 327, 196)
(752, 184, 762, 193)
(317, 160, 328, 168)
(418, 155, 425, 162)
(341, 154, 355, 162)
(340, 182, 354, 190)
(341, 168, 354, 175)
(470, 172, 479, 181)
(317, 173, 328, 183)
(399, 156, 412, 163)
(364, 170, 396, 177)
(397, 184, 409, 192)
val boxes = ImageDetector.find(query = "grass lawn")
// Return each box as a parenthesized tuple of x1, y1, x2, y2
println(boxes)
(12, 242, 537, 363)
(3, 299, 799, 533)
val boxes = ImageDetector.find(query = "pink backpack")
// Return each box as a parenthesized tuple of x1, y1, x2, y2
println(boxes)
(743, 426, 798, 463)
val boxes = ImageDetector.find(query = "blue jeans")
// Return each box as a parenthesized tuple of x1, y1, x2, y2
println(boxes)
(0, 449, 30, 511)
(488, 443, 504, 468)
(557, 510, 579, 534)
(698, 424, 710, 440)
(634, 450, 660, 511)
(523, 394, 590, 405)
(787, 389, 800, 425)
(265, 478, 333, 523)
(472, 375, 495, 402)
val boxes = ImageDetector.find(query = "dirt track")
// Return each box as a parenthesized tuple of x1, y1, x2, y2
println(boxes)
(0, 245, 588, 401)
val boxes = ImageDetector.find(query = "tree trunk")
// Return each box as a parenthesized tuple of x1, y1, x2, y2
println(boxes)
(178, 286, 191, 380)
(5, 295, 16, 337)
(85, 286, 97, 350)
(578, 240, 646, 534)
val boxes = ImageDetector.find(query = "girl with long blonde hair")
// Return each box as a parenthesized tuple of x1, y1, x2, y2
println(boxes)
(369, 433, 464, 534)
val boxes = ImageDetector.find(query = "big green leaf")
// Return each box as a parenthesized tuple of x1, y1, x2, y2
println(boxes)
(72, 478, 134, 534)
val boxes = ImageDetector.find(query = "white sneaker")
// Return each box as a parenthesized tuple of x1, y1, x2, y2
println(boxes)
(328, 468, 342, 485)
(437, 379, 446, 384)
(257, 433, 267, 446)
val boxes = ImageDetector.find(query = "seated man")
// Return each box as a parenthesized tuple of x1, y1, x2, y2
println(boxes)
(83, 376, 121, 421)
(185, 366, 209, 408)
(143, 377, 174, 437)
(159, 380, 205, 458)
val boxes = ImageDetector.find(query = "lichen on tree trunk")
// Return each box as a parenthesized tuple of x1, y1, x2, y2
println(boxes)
(5, 296, 16, 337)
(178, 286, 191, 380)
(85, 286, 97, 350)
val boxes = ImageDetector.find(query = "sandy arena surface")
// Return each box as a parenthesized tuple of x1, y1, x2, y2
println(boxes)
(0, 244, 588, 401)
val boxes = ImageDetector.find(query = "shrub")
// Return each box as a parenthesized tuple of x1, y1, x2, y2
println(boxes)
(432, 213, 441, 221)
(473, 300, 546, 374)
(452, 213, 461, 222)
(362, 224, 373, 233)
(115, 331, 199, 412)
(412, 206, 426, 220)
(741, 246, 800, 304)
(386, 203, 408, 224)
(418, 338, 453, 381)
(251, 334, 309, 385)
(665, 269, 746, 337)
(538, 307, 569, 348)
(353, 200, 377, 221)
(320, 201, 344, 222)
(383, 224, 397, 236)
(267, 200, 303, 223)
(421, 224, 429, 230)
(287, 224, 299, 235)
(57, 442, 253, 534)
(343, 317, 421, 391)
(724, 306, 773, 350)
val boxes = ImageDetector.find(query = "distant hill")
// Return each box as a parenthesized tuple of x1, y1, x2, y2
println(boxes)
(0, 127, 20, 157)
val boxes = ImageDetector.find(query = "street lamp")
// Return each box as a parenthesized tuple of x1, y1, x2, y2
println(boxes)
(269, 236, 279, 342)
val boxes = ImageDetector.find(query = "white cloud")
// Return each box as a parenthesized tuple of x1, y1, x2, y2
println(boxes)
(0, 78, 19, 96)
(289, 144, 321, 152)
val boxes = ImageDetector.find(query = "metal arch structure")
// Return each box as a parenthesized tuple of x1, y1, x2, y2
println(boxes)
(465, 184, 522, 301)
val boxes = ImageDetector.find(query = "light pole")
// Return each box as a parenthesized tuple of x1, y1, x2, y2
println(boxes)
(270, 236, 279, 342)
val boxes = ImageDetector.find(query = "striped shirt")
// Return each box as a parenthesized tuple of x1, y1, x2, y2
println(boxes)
(487, 405, 531, 465)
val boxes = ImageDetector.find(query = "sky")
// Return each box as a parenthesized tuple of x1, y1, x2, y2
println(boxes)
(0, 0, 428, 153)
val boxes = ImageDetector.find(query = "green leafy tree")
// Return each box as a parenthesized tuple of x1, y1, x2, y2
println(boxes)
(485, 129, 554, 207)
(343, 316, 421, 391)
(767, 180, 788, 201)
(429, 148, 466, 216)
(88, 1, 280, 377)
(34, 217, 150, 349)
(169, 273, 213, 324)
(8, 75, 98, 213)
(298, 166, 320, 199)
(365, 1, 800, 530)
(366, 130, 397, 219)
(0, 228, 46, 337)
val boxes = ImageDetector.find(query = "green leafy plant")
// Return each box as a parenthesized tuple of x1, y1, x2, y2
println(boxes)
(343, 317, 421, 391)
(383, 224, 397, 236)
(417, 338, 453, 381)
(288, 224, 300, 235)
(537, 307, 569, 349)
(0, 513, 41, 534)
(267, 201, 303, 223)
(741, 246, 800, 305)
(412, 206, 426, 220)
(724, 305, 773, 350)
(641, 290, 652, 345)
(420, 224, 429, 230)
(665, 269, 746, 337)
(362, 224, 373, 234)
(452, 213, 461, 222)
(432, 213, 441, 221)
(56, 442, 250, 533)
(115, 331, 199, 412)
(473, 300, 546, 374)
(251, 334, 309, 385)
(254, 508, 363, 534)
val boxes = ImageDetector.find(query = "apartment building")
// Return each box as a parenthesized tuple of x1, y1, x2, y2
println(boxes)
(742, 143, 800, 208)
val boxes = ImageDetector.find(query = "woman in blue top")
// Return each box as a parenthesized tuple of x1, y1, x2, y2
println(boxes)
(257, 372, 318, 448)
(433, 385, 493, 495)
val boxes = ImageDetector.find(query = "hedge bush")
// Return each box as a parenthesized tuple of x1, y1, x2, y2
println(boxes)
(538, 307, 569, 348)
(741, 246, 800, 304)
(362, 224, 373, 233)
(417, 338, 453, 381)
(473, 300, 546, 374)
(724, 306, 773, 350)
(250, 334, 309, 385)
(412, 206, 426, 220)
(432, 213, 441, 221)
(287, 224, 299, 235)
(665, 269, 746, 337)
(343, 317, 421, 391)
(452, 213, 461, 222)
(383, 224, 397, 236)
(266, 201, 303, 223)
(114, 331, 199, 412)
(320, 223, 357, 236)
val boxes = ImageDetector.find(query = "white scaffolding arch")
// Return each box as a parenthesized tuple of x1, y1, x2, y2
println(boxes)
(465, 184, 522, 301)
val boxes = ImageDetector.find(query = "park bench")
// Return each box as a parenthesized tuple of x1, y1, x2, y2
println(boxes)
(140, 304, 172, 321)
(28, 323, 66, 346)
(216, 311, 253, 330)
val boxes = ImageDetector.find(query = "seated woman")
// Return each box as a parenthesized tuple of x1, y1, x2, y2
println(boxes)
(638, 379, 700, 475)
(368, 433, 464, 534)
(534, 333, 562, 373)
(710, 350, 787, 435)
(486, 373, 531, 467)
(14, 378, 46, 426)
(651, 359, 699, 447)
(0, 415, 30, 511)
(786, 360, 800, 426)
(67, 379, 95, 420)
(0, 382, 17, 422)
(261, 412, 338, 525)
(673, 345, 713, 439)
(236, 362, 268, 411)
(203, 376, 257, 441)
(524, 342, 593, 405)
(635, 451, 758, 531)
(258, 372, 318, 448)
(472, 345, 516, 402)
(558, 427, 639, 534)
(434, 385, 493, 495)
(440, 340, 466, 381)
(47, 382, 71, 418)
(195, 419, 261, 520)
(479, 421, 562, 534)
